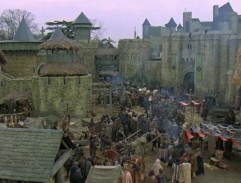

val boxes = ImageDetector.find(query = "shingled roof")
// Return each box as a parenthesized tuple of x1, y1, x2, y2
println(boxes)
(0, 128, 67, 182)
(13, 18, 36, 42)
(73, 12, 92, 24)
(165, 17, 177, 28)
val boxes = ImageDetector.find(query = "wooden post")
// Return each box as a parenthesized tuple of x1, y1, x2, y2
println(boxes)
(110, 85, 112, 115)
(54, 166, 65, 183)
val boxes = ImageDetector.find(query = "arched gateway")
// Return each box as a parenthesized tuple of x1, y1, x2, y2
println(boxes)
(183, 72, 194, 93)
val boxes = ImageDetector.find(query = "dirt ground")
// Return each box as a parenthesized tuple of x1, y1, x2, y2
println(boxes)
(69, 105, 241, 183)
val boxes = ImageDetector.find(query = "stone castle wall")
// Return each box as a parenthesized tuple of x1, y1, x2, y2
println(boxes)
(79, 41, 99, 81)
(160, 31, 241, 102)
(32, 75, 92, 118)
(2, 51, 38, 78)
(144, 61, 162, 87)
(118, 39, 151, 85)
(0, 74, 92, 118)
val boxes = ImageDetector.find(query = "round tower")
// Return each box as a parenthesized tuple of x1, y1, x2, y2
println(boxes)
(72, 12, 99, 42)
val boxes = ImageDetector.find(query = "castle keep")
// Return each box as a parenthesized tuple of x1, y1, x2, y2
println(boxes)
(1, 2, 241, 118)
(140, 2, 241, 104)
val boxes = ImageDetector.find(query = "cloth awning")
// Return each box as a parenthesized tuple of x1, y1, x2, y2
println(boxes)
(180, 101, 190, 107)
(85, 165, 122, 183)
(191, 100, 203, 106)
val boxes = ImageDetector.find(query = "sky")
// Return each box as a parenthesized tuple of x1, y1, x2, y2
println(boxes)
(1, 0, 241, 42)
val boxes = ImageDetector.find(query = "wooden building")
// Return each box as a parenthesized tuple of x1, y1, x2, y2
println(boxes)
(0, 128, 71, 183)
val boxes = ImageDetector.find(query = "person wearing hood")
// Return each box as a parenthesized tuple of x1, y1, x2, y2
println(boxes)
(151, 159, 163, 176)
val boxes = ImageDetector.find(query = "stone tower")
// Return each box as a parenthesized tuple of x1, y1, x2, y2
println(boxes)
(72, 12, 99, 42)
(118, 39, 151, 85)
(142, 18, 151, 39)
(0, 18, 40, 78)
(165, 17, 177, 33)
(183, 12, 192, 33)
(177, 24, 183, 32)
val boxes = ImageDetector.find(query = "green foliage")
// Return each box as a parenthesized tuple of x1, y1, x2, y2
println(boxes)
(44, 20, 74, 40)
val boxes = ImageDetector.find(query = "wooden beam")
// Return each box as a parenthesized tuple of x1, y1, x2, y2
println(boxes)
(51, 149, 72, 177)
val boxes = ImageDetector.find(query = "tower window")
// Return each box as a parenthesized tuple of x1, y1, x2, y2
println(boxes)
(0, 80, 3, 87)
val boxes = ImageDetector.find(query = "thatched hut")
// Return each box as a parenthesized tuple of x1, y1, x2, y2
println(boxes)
(38, 28, 87, 77)
(233, 47, 241, 85)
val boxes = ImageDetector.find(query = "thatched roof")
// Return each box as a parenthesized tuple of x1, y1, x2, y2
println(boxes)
(39, 35, 83, 51)
(233, 47, 241, 85)
(0, 51, 7, 65)
(39, 62, 88, 76)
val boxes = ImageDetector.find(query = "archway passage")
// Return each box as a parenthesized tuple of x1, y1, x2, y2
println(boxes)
(183, 72, 194, 93)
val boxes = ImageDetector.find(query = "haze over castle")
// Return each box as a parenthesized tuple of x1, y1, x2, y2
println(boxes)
(1, 2, 241, 118)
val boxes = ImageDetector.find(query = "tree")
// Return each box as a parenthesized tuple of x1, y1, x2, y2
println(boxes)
(99, 37, 116, 48)
(44, 19, 104, 41)
(44, 20, 74, 40)
(90, 19, 104, 40)
(0, 9, 38, 40)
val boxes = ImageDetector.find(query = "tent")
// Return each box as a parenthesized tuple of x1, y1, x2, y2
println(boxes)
(85, 165, 122, 183)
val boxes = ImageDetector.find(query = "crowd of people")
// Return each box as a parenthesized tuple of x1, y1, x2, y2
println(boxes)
(66, 86, 240, 183)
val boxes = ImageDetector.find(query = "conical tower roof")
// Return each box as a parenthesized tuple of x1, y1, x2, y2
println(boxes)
(143, 18, 151, 26)
(39, 28, 82, 51)
(13, 18, 36, 41)
(49, 27, 65, 40)
(165, 17, 177, 28)
(73, 12, 92, 24)
(177, 24, 183, 28)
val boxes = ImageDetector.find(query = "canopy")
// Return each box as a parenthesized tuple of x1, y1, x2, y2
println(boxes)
(179, 100, 203, 107)
(85, 165, 122, 183)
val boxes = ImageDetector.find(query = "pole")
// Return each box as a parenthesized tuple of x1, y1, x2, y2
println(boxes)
(112, 129, 141, 148)
(146, 134, 161, 146)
